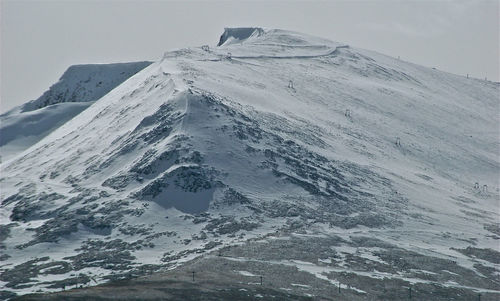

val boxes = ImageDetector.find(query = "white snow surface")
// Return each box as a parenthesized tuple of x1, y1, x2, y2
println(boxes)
(0, 27, 498, 296)
(0, 62, 151, 162)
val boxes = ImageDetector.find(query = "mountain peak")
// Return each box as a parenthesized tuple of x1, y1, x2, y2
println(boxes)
(20, 61, 152, 113)
(217, 27, 265, 46)
(214, 27, 343, 58)
(0, 61, 151, 162)
(1, 27, 498, 299)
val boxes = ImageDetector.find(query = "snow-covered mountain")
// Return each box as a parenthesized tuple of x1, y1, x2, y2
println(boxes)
(1, 28, 498, 300)
(0, 62, 151, 162)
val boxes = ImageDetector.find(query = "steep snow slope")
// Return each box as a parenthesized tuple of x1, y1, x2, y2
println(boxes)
(0, 62, 152, 162)
(218, 27, 265, 46)
(1, 28, 498, 299)
(21, 62, 152, 111)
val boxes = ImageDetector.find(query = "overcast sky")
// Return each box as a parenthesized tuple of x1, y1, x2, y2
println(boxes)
(1, 0, 498, 113)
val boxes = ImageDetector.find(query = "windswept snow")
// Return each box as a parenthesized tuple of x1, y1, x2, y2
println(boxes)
(0, 62, 151, 162)
(21, 62, 152, 112)
(0, 28, 498, 299)
(217, 27, 265, 46)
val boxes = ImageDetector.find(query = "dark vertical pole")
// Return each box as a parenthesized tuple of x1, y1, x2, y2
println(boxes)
(192, 271, 195, 282)
(338, 282, 341, 294)
(409, 287, 412, 299)
(478, 293, 481, 301)
(260, 276, 263, 285)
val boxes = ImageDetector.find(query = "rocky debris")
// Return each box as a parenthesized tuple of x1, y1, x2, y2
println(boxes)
(63, 175, 79, 186)
(44, 274, 91, 289)
(220, 188, 251, 206)
(372, 248, 498, 290)
(204, 241, 222, 250)
(192, 212, 210, 224)
(134, 103, 183, 144)
(102, 174, 137, 191)
(102, 148, 205, 191)
(258, 200, 311, 219)
(0, 253, 11, 261)
(484, 223, 500, 237)
(11, 231, 500, 301)
(2, 184, 38, 208)
(161, 249, 202, 263)
(15, 199, 130, 249)
(0, 223, 15, 249)
(200, 94, 403, 228)
(0, 257, 72, 289)
(173, 165, 213, 193)
(130, 148, 177, 175)
(0, 290, 17, 300)
(118, 224, 154, 236)
(101, 264, 164, 282)
(9, 192, 65, 222)
(64, 239, 138, 270)
(451, 246, 500, 264)
(133, 165, 214, 199)
(203, 215, 260, 235)
(229, 235, 346, 263)
(192, 231, 208, 241)
(330, 212, 395, 229)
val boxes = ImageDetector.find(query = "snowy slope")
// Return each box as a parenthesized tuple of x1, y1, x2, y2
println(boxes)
(0, 62, 151, 162)
(20, 62, 152, 111)
(1, 28, 498, 299)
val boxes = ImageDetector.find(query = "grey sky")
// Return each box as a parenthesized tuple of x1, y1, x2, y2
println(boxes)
(1, 0, 498, 113)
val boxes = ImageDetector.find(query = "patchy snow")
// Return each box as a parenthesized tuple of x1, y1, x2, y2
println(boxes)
(291, 283, 311, 288)
(0, 27, 498, 297)
(237, 270, 257, 277)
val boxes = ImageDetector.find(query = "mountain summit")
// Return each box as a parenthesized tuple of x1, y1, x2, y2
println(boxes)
(217, 27, 265, 46)
(1, 28, 498, 300)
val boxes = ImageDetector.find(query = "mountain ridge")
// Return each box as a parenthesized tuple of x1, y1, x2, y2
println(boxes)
(0, 61, 152, 162)
(1, 28, 498, 300)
